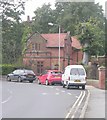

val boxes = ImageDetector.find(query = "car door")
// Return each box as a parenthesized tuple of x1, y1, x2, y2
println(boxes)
(12, 70, 20, 80)
(62, 68, 70, 81)
(39, 70, 48, 84)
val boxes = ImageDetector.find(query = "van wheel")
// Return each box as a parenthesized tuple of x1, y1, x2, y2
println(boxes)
(82, 85, 85, 90)
(62, 83, 66, 88)
(66, 83, 69, 89)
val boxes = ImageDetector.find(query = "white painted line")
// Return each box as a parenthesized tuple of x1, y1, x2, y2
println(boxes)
(65, 91, 83, 118)
(2, 89, 13, 104)
(67, 93, 72, 95)
(2, 95, 12, 104)
(79, 90, 90, 118)
(61, 90, 65, 93)
(56, 93, 60, 95)
(76, 96, 79, 98)
(71, 91, 86, 118)
(42, 93, 47, 95)
(56, 88, 59, 91)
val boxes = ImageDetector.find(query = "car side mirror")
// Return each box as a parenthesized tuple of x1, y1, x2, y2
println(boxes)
(40, 74, 42, 76)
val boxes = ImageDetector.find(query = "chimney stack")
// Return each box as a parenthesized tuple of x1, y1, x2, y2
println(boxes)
(27, 15, 30, 22)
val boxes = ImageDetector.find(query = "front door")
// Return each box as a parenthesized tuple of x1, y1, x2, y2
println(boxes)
(37, 61, 44, 75)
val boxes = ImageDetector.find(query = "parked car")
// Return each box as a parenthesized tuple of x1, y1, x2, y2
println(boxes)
(37, 70, 62, 85)
(62, 65, 87, 89)
(7, 69, 36, 83)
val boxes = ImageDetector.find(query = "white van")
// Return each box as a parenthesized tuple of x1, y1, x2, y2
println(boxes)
(62, 65, 87, 89)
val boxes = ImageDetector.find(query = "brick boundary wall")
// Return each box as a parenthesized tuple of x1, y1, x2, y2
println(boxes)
(98, 66, 106, 89)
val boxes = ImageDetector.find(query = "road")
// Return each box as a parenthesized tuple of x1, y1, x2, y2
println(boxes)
(1, 78, 87, 118)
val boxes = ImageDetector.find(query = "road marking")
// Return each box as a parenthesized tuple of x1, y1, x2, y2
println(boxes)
(61, 90, 65, 93)
(65, 91, 83, 118)
(56, 93, 60, 95)
(76, 96, 79, 98)
(67, 93, 72, 95)
(2, 89, 12, 104)
(2, 95, 12, 104)
(42, 93, 47, 95)
(56, 88, 59, 91)
(71, 91, 86, 118)
(79, 90, 90, 118)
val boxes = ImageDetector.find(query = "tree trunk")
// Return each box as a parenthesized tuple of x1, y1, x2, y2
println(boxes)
(82, 52, 89, 65)
(82, 43, 89, 65)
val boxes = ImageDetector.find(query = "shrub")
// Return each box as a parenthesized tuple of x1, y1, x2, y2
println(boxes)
(0, 64, 16, 75)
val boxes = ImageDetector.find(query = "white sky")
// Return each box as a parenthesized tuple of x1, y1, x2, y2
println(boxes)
(21, 0, 106, 21)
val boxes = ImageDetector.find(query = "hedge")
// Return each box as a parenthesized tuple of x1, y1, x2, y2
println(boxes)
(0, 64, 16, 75)
(0, 64, 32, 75)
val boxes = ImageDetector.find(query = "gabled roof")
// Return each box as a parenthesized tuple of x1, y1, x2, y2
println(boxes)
(41, 33, 67, 47)
(71, 36, 82, 49)
(41, 33, 82, 49)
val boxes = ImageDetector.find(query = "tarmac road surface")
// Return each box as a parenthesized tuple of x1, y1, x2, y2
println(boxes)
(1, 78, 87, 118)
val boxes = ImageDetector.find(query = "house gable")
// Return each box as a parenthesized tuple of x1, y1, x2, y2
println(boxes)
(41, 33, 67, 47)
(27, 32, 47, 52)
(23, 32, 83, 74)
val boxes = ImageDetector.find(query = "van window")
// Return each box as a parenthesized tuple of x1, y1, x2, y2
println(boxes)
(70, 68, 85, 75)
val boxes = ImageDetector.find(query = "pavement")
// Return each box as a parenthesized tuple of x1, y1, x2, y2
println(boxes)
(83, 85, 106, 119)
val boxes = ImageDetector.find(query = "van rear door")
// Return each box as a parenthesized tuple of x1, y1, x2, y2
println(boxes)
(70, 68, 86, 82)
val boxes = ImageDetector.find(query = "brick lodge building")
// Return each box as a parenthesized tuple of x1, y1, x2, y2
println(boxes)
(23, 32, 83, 75)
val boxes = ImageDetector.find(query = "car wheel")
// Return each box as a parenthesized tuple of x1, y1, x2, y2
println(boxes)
(7, 76, 11, 81)
(18, 77, 22, 82)
(37, 79, 41, 84)
(62, 83, 65, 88)
(29, 81, 33, 83)
(82, 85, 85, 90)
(45, 79, 49, 86)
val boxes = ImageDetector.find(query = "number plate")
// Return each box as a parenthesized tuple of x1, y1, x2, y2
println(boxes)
(55, 76, 60, 78)
(75, 80, 81, 82)
(28, 75, 33, 78)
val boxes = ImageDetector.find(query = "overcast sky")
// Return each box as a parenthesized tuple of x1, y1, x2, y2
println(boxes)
(21, 0, 106, 21)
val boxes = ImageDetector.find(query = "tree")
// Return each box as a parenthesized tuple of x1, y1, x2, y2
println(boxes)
(32, 2, 104, 35)
(1, 0, 25, 64)
(21, 22, 33, 54)
(105, 18, 107, 56)
(32, 3, 54, 33)
(76, 17, 105, 65)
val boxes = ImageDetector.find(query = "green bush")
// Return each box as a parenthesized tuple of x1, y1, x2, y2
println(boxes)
(0, 64, 16, 75)
(0, 64, 33, 75)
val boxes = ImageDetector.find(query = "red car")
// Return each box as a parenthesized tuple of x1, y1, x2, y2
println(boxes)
(37, 70, 62, 85)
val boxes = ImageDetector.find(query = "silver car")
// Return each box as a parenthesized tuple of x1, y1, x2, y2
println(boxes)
(7, 69, 36, 83)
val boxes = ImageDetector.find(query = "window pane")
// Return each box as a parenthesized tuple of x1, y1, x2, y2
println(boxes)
(70, 68, 85, 75)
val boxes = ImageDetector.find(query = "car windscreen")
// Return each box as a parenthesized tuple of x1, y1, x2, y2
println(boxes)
(70, 68, 85, 75)
(24, 70, 34, 74)
(51, 71, 62, 75)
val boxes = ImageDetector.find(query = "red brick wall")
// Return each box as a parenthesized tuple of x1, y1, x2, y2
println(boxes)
(23, 33, 83, 74)
(72, 50, 83, 65)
